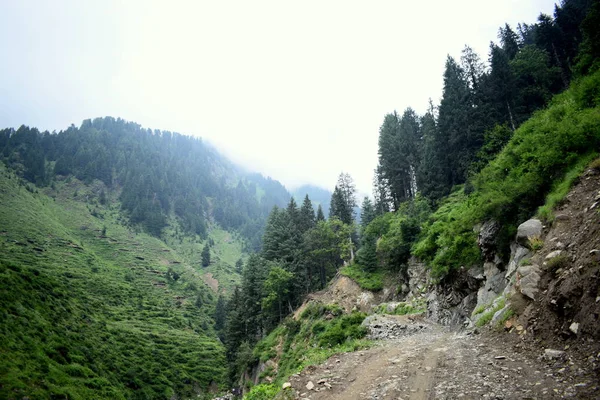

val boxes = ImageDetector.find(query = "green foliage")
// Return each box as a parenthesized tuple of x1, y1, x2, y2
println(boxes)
(0, 118, 291, 248)
(537, 154, 598, 221)
(0, 166, 226, 399)
(475, 297, 506, 327)
(339, 263, 384, 291)
(201, 243, 211, 267)
(497, 308, 515, 327)
(415, 69, 600, 277)
(244, 384, 279, 400)
(251, 304, 370, 390)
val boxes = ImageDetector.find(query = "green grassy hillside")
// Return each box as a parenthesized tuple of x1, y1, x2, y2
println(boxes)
(0, 164, 229, 399)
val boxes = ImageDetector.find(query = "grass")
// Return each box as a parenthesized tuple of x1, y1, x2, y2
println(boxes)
(475, 297, 506, 327)
(537, 154, 599, 222)
(0, 165, 227, 399)
(249, 302, 372, 398)
(528, 235, 544, 251)
(339, 263, 384, 291)
(546, 254, 570, 274)
(497, 308, 515, 328)
(374, 301, 425, 316)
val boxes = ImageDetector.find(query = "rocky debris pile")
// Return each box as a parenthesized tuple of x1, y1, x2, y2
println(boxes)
(362, 314, 430, 340)
(431, 333, 597, 399)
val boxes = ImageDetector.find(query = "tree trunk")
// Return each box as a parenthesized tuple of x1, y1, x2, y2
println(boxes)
(506, 101, 516, 131)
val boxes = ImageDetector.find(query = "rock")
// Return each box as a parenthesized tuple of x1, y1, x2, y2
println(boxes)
(317, 378, 327, 384)
(516, 219, 542, 247)
(282, 382, 292, 390)
(506, 245, 532, 279)
(306, 381, 314, 390)
(491, 305, 511, 326)
(590, 249, 600, 262)
(554, 213, 570, 222)
(569, 322, 579, 335)
(517, 264, 541, 300)
(495, 356, 506, 360)
(545, 250, 563, 260)
(544, 349, 565, 360)
(478, 220, 500, 261)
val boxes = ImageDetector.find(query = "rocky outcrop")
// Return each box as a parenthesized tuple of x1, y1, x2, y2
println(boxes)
(516, 218, 543, 247)
(427, 269, 479, 326)
(478, 220, 500, 261)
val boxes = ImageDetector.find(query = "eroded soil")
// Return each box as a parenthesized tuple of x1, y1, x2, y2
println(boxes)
(285, 315, 599, 399)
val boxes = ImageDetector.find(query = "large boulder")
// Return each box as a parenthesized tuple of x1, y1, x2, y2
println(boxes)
(517, 264, 541, 300)
(516, 219, 542, 247)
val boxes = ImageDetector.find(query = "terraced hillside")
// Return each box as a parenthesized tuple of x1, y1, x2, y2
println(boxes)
(0, 164, 228, 399)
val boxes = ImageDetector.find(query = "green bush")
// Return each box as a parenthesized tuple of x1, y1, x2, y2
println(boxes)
(339, 263, 384, 291)
(245, 383, 279, 400)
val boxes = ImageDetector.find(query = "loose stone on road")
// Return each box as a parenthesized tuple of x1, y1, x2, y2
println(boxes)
(286, 314, 594, 399)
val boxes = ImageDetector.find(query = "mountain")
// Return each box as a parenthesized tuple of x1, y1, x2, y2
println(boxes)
(0, 117, 290, 251)
(0, 117, 294, 398)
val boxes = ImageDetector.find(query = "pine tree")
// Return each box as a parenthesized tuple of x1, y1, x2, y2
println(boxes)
(437, 55, 477, 185)
(358, 232, 378, 272)
(360, 197, 376, 230)
(235, 258, 244, 274)
(298, 194, 316, 233)
(201, 243, 211, 267)
(498, 23, 520, 60)
(214, 294, 226, 332)
(316, 204, 325, 221)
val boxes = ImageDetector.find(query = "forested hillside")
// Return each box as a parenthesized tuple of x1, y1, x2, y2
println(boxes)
(0, 164, 226, 399)
(0, 117, 290, 251)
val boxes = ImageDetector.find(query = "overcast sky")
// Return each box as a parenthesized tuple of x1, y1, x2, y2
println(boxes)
(0, 0, 557, 194)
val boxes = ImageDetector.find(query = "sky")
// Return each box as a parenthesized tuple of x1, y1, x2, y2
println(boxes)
(0, 0, 558, 195)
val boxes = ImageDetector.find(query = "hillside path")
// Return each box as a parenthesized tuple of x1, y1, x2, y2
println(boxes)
(286, 315, 592, 399)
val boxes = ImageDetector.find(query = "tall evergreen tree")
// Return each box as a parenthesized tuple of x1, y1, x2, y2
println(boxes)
(316, 204, 325, 221)
(298, 194, 316, 233)
(360, 197, 376, 230)
(201, 243, 211, 267)
(437, 55, 475, 186)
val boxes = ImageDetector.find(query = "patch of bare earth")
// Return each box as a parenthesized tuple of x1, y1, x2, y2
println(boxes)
(286, 315, 596, 399)
(203, 272, 219, 292)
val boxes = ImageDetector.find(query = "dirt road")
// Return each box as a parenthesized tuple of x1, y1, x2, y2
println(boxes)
(286, 315, 597, 399)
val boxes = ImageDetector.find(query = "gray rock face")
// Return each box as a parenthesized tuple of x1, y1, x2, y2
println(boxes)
(490, 304, 511, 326)
(478, 220, 500, 261)
(516, 219, 543, 247)
(506, 244, 532, 280)
(517, 264, 541, 300)
(477, 261, 506, 307)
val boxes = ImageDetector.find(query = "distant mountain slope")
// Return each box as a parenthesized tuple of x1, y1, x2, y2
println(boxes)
(0, 164, 226, 398)
(293, 184, 331, 217)
(0, 117, 290, 251)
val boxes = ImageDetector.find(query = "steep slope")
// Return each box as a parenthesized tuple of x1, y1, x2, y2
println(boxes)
(0, 164, 226, 399)
(0, 117, 290, 251)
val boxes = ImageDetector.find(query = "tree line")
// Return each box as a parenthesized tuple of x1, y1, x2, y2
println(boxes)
(375, 0, 597, 209)
(222, 173, 358, 382)
(0, 117, 290, 250)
